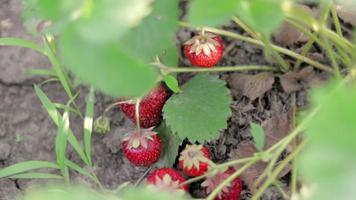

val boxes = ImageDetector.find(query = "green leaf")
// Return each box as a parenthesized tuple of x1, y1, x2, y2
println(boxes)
(55, 109, 70, 177)
(119, 0, 179, 64)
(8, 172, 63, 179)
(236, 0, 284, 35)
(155, 123, 183, 167)
(65, 160, 93, 180)
(59, 26, 158, 98)
(163, 74, 231, 142)
(163, 75, 181, 93)
(298, 81, 356, 200)
(188, 0, 239, 27)
(251, 123, 265, 151)
(0, 37, 46, 55)
(74, 0, 152, 44)
(38, 0, 83, 21)
(84, 87, 95, 166)
(27, 69, 56, 77)
(0, 161, 59, 178)
(34, 85, 90, 165)
(122, 187, 190, 200)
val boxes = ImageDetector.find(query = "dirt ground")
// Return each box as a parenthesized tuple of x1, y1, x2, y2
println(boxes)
(0, 1, 324, 200)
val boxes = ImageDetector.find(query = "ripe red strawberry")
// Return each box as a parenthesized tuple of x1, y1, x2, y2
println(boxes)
(120, 85, 168, 128)
(184, 32, 224, 68)
(147, 168, 188, 192)
(179, 144, 211, 177)
(202, 167, 243, 200)
(122, 129, 161, 166)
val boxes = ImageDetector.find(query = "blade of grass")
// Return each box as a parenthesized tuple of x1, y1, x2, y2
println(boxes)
(0, 37, 46, 55)
(8, 172, 63, 179)
(54, 103, 83, 116)
(0, 161, 59, 178)
(56, 108, 70, 183)
(84, 87, 95, 166)
(34, 85, 90, 165)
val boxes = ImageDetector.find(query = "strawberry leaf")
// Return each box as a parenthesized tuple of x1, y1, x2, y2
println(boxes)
(119, 0, 179, 66)
(250, 123, 265, 151)
(164, 75, 181, 93)
(163, 74, 232, 142)
(155, 123, 183, 167)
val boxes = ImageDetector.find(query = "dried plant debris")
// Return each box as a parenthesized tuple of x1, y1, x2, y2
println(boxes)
(229, 73, 275, 101)
(262, 113, 291, 150)
(273, 21, 309, 46)
(229, 141, 290, 194)
(279, 67, 324, 94)
(336, 3, 356, 26)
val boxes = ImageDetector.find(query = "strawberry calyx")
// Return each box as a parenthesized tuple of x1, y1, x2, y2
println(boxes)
(179, 145, 210, 170)
(184, 32, 220, 57)
(122, 128, 157, 149)
(148, 174, 185, 195)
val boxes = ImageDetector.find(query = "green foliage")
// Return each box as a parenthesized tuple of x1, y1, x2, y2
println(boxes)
(84, 87, 95, 166)
(163, 74, 231, 142)
(121, 186, 190, 200)
(235, 0, 284, 35)
(0, 37, 46, 55)
(0, 161, 59, 178)
(163, 75, 181, 93)
(188, 0, 239, 27)
(251, 123, 265, 151)
(59, 26, 158, 97)
(155, 123, 183, 167)
(119, 0, 179, 64)
(298, 81, 356, 200)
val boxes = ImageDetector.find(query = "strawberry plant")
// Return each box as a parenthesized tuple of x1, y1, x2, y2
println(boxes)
(0, 0, 355, 200)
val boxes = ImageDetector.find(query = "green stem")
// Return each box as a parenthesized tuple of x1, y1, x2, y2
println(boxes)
(179, 23, 333, 73)
(322, 35, 341, 79)
(251, 139, 307, 200)
(163, 65, 278, 74)
(206, 159, 258, 200)
(232, 16, 259, 39)
(294, 38, 315, 70)
(217, 156, 257, 169)
(331, 5, 343, 37)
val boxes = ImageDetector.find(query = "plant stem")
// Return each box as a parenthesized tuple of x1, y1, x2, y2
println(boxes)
(293, 38, 315, 70)
(251, 139, 308, 200)
(331, 5, 343, 37)
(162, 65, 278, 74)
(322, 35, 341, 79)
(179, 23, 333, 73)
(217, 156, 257, 169)
(135, 99, 141, 132)
(232, 16, 259, 39)
(206, 159, 258, 200)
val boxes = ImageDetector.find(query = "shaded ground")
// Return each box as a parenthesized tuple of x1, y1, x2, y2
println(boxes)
(0, 1, 330, 200)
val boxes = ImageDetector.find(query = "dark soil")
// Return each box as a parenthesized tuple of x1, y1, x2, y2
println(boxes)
(0, 1, 330, 200)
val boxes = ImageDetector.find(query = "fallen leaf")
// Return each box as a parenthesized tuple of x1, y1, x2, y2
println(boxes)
(336, 4, 356, 26)
(279, 67, 322, 93)
(229, 141, 290, 194)
(273, 5, 314, 46)
(229, 73, 275, 101)
(262, 113, 291, 150)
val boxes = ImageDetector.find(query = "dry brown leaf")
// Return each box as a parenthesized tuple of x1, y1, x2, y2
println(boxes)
(229, 141, 291, 194)
(273, 5, 314, 46)
(336, 4, 356, 26)
(273, 21, 308, 46)
(262, 113, 291, 150)
(229, 73, 275, 101)
(279, 67, 322, 94)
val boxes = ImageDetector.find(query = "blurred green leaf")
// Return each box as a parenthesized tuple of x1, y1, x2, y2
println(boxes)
(38, 0, 83, 21)
(75, 0, 152, 44)
(155, 123, 183, 167)
(59, 26, 158, 98)
(0, 37, 46, 55)
(120, 0, 179, 64)
(298, 81, 356, 200)
(163, 74, 231, 142)
(164, 75, 181, 93)
(55, 109, 70, 178)
(8, 173, 63, 179)
(188, 0, 238, 27)
(121, 186, 190, 200)
(251, 123, 265, 151)
(236, 0, 284, 35)
(0, 161, 59, 178)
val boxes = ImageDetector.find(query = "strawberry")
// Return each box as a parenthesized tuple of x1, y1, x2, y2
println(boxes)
(122, 129, 161, 166)
(120, 85, 168, 128)
(147, 168, 188, 193)
(201, 167, 243, 200)
(179, 144, 211, 177)
(184, 32, 224, 68)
